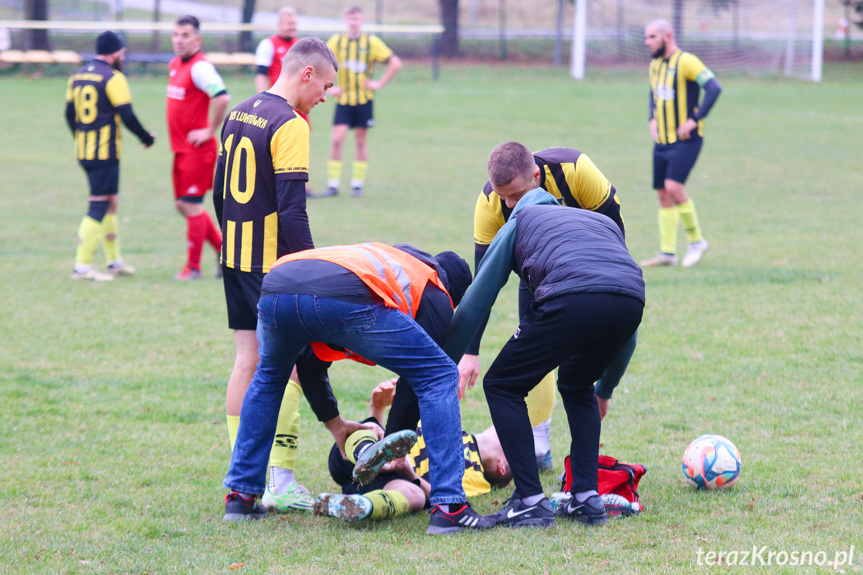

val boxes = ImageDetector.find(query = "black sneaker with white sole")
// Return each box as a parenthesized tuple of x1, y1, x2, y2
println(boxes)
(555, 493, 607, 525)
(486, 492, 555, 528)
(223, 491, 269, 521)
(426, 503, 494, 535)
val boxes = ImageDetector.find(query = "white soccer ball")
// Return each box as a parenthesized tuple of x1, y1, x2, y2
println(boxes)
(681, 434, 742, 490)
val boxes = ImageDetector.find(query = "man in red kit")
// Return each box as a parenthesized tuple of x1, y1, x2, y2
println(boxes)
(254, 7, 299, 94)
(254, 7, 313, 196)
(167, 15, 231, 280)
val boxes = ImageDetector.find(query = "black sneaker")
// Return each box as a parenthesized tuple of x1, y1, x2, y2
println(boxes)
(426, 503, 494, 535)
(486, 492, 555, 528)
(223, 491, 269, 521)
(351, 185, 363, 197)
(555, 493, 607, 525)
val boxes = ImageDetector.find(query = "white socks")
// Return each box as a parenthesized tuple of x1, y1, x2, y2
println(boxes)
(532, 418, 551, 457)
(268, 466, 295, 494)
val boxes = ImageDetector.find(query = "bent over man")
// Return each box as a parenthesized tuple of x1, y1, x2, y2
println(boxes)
(222, 242, 492, 535)
(446, 189, 645, 529)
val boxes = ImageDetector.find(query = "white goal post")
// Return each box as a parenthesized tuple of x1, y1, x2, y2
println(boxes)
(571, 0, 825, 82)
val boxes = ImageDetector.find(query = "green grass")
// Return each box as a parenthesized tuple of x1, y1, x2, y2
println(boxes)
(1, 63, 862, 574)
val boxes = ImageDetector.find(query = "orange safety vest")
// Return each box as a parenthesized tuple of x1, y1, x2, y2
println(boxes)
(270, 242, 452, 364)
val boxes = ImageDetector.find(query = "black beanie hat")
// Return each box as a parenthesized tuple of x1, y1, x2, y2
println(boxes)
(96, 31, 125, 55)
(434, 251, 472, 308)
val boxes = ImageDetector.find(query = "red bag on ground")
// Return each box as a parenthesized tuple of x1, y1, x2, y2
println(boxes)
(560, 454, 647, 517)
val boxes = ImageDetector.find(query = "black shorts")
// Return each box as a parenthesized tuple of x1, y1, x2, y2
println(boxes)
(333, 101, 374, 129)
(82, 162, 120, 197)
(653, 138, 703, 189)
(222, 267, 265, 331)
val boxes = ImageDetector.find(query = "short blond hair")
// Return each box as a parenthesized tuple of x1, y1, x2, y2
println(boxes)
(488, 142, 535, 187)
(279, 6, 296, 17)
(282, 37, 338, 75)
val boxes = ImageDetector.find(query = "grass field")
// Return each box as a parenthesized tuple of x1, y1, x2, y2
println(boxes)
(1, 62, 862, 574)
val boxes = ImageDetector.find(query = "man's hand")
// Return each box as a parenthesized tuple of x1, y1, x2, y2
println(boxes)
(677, 118, 698, 141)
(649, 118, 659, 142)
(143, 132, 157, 149)
(323, 415, 383, 460)
(457, 354, 480, 400)
(370, 378, 397, 411)
(186, 127, 213, 147)
(364, 79, 383, 91)
(596, 395, 610, 420)
(327, 86, 342, 99)
(382, 455, 418, 480)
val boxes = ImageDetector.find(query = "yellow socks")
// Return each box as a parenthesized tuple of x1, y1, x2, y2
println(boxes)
(658, 206, 680, 254)
(228, 379, 301, 466)
(227, 414, 240, 452)
(365, 489, 410, 520)
(677, 199, 703, 244)
(350, 161, 368, 189)
(327, 160, 342, 188)
(101, 213, 120, 264)
(526, 371, 555, 427)
(75, 216, 103, 269)
(269, 380, 302, 469)
(345, 429, 379, 464)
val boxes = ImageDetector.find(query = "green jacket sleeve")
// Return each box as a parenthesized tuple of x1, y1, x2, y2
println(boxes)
(444, 189, 561, 362)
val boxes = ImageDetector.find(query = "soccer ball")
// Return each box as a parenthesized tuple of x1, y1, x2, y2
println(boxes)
(681, 434, 742, 489)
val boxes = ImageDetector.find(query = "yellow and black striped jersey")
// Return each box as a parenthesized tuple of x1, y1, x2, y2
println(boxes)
(649, 50, 715, 144)
(65, 60, 133, 163)
(474, 147, 623, 245)
(327, 33, 393, 106)
(409, 426, 491, 498)
(218, 92, 310, 273)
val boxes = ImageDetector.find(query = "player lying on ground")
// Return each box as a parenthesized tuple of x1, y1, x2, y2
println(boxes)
(315, 378, 511, 523)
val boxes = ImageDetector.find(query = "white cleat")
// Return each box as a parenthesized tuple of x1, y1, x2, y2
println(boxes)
(682, 240, 709, 268)
(639, 252, 678, 267)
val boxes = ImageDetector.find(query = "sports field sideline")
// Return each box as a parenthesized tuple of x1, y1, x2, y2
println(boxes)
(1, 63, 861, 573)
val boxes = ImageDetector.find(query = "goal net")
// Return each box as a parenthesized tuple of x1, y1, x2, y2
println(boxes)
(581, 0, 818, 78)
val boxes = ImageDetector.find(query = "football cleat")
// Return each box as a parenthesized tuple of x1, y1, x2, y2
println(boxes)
(682, 239, 709, 268)
(352, 429, 417, 485)
(313, 493, 372, 522)
(172, 267, 202, 281)
(536, 450, 554, 473)
(426, 503, 494, 535)
(107, 262, 135, 277)
(351, 186, 364, 197)
(640, 252, 678, 267)
(261, 483, 314, 512)
(71, 268, 114, 282)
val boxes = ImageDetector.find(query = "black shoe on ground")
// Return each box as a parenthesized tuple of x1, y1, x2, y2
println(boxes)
(486, 491, 555, 528)
(351, 185, 363, 197)
(555, 493, 607, 525)
(427, 503, 494, 535)
(223, 491, 269, 521)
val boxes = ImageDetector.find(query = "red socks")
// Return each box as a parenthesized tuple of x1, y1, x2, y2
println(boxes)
(186, 212, 222, 271)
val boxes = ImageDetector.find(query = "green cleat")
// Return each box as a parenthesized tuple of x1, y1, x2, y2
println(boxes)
(261, 483, 315, 513)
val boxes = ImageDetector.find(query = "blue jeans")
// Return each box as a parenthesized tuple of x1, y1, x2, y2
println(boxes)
(223, 294, 467, 505)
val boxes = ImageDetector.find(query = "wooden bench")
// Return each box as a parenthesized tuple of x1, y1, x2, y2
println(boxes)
(0, 49, 82, 64)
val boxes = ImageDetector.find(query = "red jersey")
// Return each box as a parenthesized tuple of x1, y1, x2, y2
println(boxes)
(167, 51, 223, 155)
(266, 35, 298, 87)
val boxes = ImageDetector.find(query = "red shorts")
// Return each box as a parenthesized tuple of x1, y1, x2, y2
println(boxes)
(173, 150, 217, 200)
